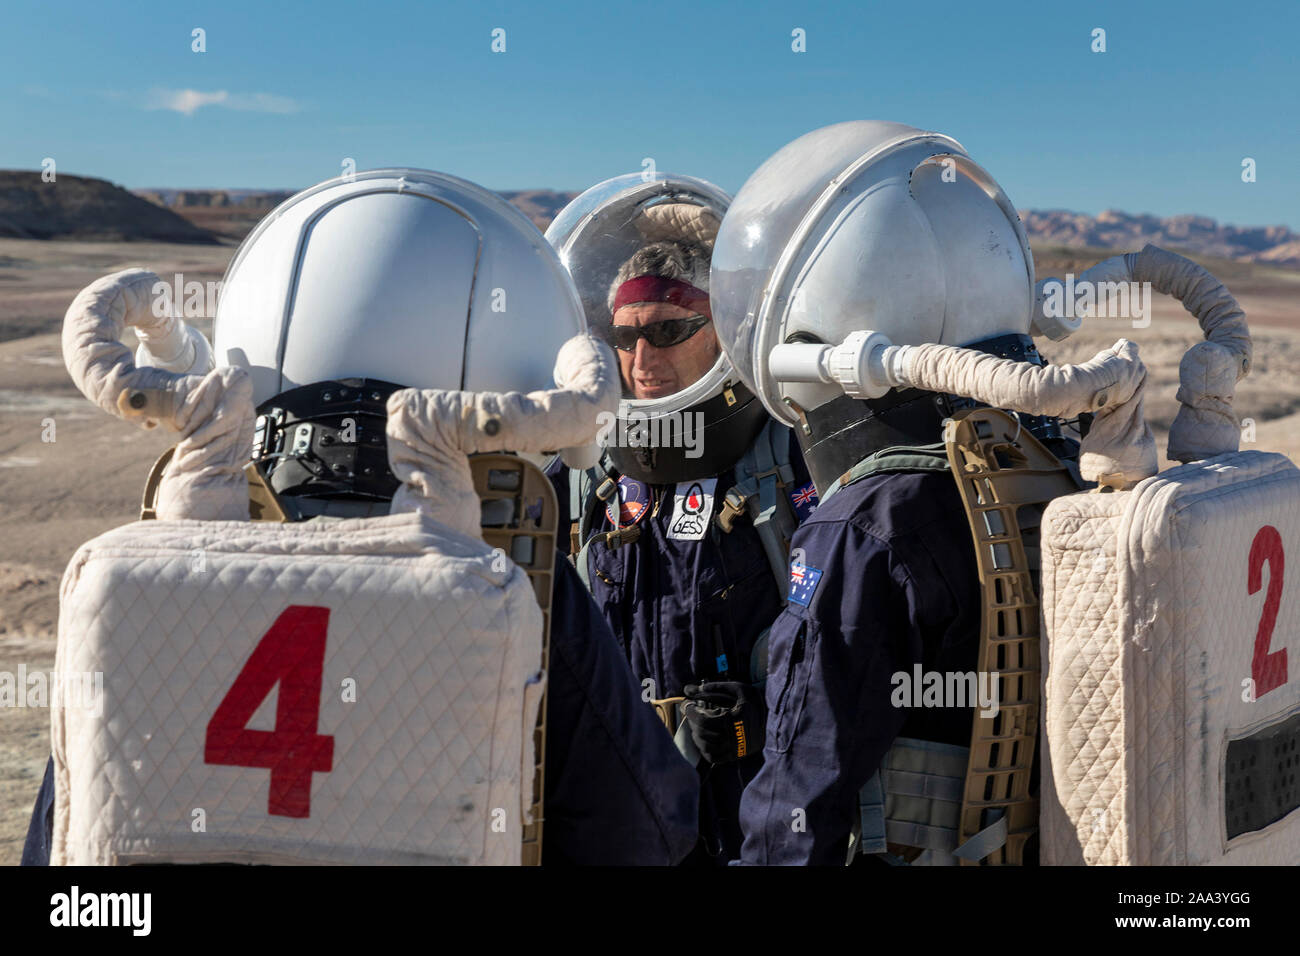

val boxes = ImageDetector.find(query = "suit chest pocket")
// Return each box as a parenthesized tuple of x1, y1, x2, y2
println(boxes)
(769, 618, 812, 754)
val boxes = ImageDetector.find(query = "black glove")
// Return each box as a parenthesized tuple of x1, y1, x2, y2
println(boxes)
(681, 681, 767, 765)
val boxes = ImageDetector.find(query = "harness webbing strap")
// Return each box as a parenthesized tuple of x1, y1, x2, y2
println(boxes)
(886, 768, 965, 803)
(858, 772, 888, 855)
(574, 535, 595, 591)
(720, 420, 799, 601)
(885, 820, 961, 853)
(568, 467, 584, 539)
(952, 813, 1009, 862)
(855, 736, 975, 866)
(821, 442, 952, 505)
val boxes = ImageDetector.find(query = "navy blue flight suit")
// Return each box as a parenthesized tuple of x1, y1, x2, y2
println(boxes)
(737, 469, 981, 866)
(552, 432, 816, 864)
(23, 552, 699, 867)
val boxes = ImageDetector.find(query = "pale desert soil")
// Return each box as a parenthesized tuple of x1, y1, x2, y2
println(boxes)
(0, 239, 227, 863)
(1, 239, 1298, 863)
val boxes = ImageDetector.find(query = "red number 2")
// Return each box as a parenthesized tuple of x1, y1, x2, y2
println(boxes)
(204, 605, 335, 817)
(1248, 526, 1287, 699)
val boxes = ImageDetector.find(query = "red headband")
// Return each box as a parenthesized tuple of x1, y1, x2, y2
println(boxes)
(611, 276, 711, 318)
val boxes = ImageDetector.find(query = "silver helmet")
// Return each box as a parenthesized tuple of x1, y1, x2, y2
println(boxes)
(710, 121, 1056, 490)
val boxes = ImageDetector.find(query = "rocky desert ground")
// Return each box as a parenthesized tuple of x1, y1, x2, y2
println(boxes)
(2, 235, 1299, 863)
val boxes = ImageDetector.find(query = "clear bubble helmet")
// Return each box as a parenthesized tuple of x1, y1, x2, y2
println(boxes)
(546, 172, 772, 483)
(711, 121, 1035, 428)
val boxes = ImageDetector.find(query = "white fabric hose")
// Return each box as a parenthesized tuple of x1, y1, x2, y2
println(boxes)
(134, 314, 215, 377)
(882, 338, 1157, 486)
(387, 334, 621, 537)
(1033, 244, 1251, 463)
(62, 269, 253, 520)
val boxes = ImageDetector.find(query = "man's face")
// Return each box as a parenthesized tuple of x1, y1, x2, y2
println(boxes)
(611, 302, 721, 400)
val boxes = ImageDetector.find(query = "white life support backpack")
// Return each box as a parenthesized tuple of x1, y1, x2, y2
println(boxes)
(1034, 251, 1300, 865)
(51, 267, 620, 865)
(51, 510, 546, 865)
(1040, 450, 1300, 865)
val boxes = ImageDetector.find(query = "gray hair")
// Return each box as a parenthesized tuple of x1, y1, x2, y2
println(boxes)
(607, 239, 711, 314)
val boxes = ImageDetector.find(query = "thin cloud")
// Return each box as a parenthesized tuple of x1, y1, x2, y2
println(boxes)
(144, 88, 300, 116)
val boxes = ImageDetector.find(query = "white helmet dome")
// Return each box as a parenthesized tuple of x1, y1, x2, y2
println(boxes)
(213, 168, 586, 515)
(215, 167, 585, 406)
(545, 172, 734, 418)
(711, 121, 1035, 426)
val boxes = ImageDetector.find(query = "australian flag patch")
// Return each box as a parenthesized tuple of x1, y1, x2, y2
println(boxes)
(788, 562, 823, 607)
(788, 481, 819, 523)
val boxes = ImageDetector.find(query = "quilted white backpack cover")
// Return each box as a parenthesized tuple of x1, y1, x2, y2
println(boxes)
(50, 511, 544, 865)
(1040, 450, 1300, 865)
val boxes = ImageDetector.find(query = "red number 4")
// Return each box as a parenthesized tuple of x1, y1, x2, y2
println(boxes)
(1248, 526, 1288, 699)
(205, 605, 335, 817)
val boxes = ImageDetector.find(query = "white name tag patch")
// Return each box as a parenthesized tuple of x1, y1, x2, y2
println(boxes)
(667, 478, 717, 541)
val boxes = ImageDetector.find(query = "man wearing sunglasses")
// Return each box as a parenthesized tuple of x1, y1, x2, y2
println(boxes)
(599, 245, 721, 401)
(548, 184, 819, 866)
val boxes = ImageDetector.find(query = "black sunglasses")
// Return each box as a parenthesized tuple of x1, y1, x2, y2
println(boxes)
(598, 314, 711, 352)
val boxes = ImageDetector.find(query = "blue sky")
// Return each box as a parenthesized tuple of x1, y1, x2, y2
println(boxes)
(3, 0, 1297, 228)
